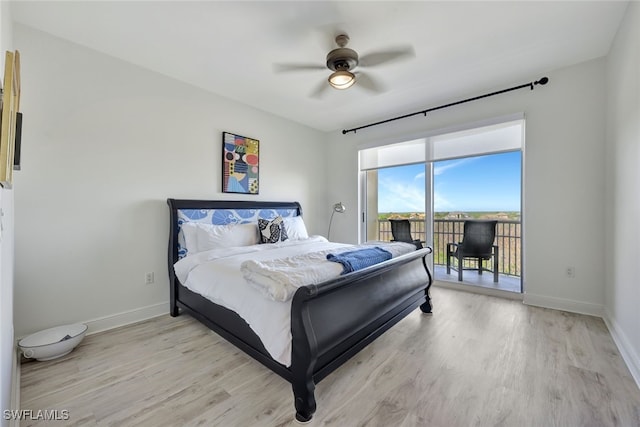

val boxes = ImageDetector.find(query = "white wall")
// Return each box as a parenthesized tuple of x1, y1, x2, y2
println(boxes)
(0, 1, 14, 424)
(604, 2, 640, 385)
(0, 191, 14, 426)
(326, 58, 607, 317)
(12, 24, 327, 337)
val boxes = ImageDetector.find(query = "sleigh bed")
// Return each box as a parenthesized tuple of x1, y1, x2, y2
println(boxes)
(167, 199, 433, 422)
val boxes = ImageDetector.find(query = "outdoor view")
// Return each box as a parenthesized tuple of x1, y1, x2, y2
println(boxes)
(376, 151, 522, 280)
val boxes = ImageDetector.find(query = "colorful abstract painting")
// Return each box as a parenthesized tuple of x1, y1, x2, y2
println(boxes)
(222, 132, 259, 194)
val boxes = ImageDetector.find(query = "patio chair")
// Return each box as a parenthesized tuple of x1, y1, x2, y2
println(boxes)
(389, 219, 423, 250)
(446, 220, 499, 282)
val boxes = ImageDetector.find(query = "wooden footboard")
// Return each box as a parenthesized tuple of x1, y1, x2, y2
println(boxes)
(290, 248, 432, 422)
(166, 198, 433, 422)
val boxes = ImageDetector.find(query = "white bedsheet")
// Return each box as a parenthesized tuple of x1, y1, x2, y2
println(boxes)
(174, 236, 351, 366)
(173, 236, 416, 367)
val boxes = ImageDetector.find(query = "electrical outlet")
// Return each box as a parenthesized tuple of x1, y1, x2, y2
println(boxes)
(565, 266, 575, 278)
(145, 272, 155, 285)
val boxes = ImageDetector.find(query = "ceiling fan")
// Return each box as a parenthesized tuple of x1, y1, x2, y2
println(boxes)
(274, 34, 415, 98)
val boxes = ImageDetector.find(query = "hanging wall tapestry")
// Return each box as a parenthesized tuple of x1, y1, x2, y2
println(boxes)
(222, 131, 259, 194)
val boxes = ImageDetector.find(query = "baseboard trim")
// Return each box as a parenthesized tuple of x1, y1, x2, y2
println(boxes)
(523, 293, 603, 317)
(84, 302, 168, 336)
(9, 345, 20, 427)
(10, 303, 167, 423)
(433, 280, 524, 300)
(602, 307, 640, 390)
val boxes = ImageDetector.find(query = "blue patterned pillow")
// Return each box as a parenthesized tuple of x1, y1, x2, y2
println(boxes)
(258, 216, 288, 243)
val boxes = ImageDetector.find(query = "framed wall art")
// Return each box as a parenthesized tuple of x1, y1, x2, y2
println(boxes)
(13, 112, 22, 171)
(222, 131, 259, 194)
(0, 50, 21, 187)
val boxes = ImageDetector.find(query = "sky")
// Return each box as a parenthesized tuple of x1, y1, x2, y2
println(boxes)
(377, 151, 521, 213)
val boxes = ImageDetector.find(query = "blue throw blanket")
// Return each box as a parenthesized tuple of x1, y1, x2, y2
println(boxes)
(326, 246, 392, 274)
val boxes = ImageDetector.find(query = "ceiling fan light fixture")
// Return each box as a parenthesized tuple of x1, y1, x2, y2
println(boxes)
(328, 70, 356, 90)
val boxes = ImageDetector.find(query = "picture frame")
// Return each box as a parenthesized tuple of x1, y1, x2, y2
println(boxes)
(13, 112, 22, 170)
(0, 50, 21, 187)
(222, 131, 259, 194)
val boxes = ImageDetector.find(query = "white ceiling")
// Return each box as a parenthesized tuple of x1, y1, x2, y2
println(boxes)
(10, 1, 629, 132)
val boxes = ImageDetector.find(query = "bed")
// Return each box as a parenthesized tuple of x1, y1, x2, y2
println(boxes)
(167, 199, 433, 422)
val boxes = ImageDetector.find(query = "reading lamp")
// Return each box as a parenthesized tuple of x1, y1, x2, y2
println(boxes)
(327, 202, 346, 240)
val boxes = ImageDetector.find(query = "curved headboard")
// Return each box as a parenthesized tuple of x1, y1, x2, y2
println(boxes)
(166, 199, 303, 298)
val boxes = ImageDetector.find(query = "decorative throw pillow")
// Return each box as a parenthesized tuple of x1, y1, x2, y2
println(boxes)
(258, 216, 288, 243)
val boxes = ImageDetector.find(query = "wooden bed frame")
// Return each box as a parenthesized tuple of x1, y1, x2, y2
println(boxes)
(167, 199, 433, 422)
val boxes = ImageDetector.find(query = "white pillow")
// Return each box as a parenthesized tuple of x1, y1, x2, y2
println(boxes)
(199, 222, 259, 251)
(180, 222, 202, 254)
(230, 223, 260, 246)
(181, 222, 259, 254)
(283, 216, 309, 241)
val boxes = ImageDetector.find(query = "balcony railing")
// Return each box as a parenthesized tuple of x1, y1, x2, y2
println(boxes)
(377, 218, 521, 277)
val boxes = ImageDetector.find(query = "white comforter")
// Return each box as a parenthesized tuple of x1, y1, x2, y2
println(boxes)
(241, 241, 416, 302)
(173, 236, 415, 366)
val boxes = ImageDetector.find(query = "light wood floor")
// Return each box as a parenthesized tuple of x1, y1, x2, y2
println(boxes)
(20, 286, 640, 427)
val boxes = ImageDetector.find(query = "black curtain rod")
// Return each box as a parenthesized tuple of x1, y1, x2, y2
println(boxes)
(342, 76, 549, 135)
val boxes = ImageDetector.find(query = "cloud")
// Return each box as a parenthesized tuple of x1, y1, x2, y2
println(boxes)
(378, 176, 425, 212)
(433, 158, 474, 176)
(433, 191, 454, 211)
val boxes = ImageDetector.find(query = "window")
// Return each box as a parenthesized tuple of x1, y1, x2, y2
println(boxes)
(360, 117, 524, 292)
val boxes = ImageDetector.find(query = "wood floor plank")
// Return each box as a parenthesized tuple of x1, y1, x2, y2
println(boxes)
(20, 286, 640, 426)
(21, 323, 218, 408)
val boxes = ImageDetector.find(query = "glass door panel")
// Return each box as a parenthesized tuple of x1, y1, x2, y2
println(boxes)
(365, 164, 426, 243)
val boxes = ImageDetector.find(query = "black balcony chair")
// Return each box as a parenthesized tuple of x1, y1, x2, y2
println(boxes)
(389, 219, 423, 250)
(446, 220, 499, 282)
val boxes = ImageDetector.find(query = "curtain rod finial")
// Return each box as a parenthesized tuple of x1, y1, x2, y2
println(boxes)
(535, 77, 549, 86)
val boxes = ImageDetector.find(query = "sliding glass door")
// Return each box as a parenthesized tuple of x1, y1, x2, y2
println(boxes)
(359, 117, 524, 293)
(432, 151, 522, 292)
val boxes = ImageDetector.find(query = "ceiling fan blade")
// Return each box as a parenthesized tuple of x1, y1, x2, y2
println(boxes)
(359, 46, 415, 68)
(273, 63, 326, 73)
(309, 78, 331, 99)
(354, 72, 385, 93)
